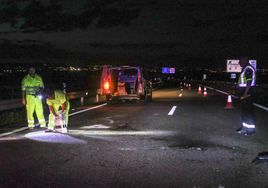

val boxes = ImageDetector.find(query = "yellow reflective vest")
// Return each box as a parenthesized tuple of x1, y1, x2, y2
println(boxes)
(21, 74, 44, 95)
(46, 89, 68, 106)
(238, 65, 256, 87)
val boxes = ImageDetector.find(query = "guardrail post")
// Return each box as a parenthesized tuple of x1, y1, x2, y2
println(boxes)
(96, 94, 99, 103)
(81, 97, 84, 106)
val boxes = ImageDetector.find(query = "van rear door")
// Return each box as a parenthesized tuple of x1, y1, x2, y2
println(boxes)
(100, 65, 109, 95)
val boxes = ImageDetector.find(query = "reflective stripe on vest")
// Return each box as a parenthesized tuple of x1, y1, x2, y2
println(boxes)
(238, 65, 256, 87)
(24, 86, 40, 94)
(22, 74, 44, 95)
(242, 122, 255, 129)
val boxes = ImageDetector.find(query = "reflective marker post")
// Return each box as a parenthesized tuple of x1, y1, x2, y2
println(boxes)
(81, 97, 84, 106)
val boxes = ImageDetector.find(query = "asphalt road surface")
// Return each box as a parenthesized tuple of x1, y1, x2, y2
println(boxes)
(1, 84, 268, 188)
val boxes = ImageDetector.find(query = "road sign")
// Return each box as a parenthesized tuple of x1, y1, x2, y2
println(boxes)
(227, 59, 257, 73)
(227, 60, 241, 73)
(231, 74, 236, 79)
(169, 68, 175, 74)
(249, 60, 257, 70)
(162, 67, 169, 74)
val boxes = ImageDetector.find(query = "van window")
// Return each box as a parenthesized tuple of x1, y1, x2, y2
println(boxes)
(122, 69, 137, 76)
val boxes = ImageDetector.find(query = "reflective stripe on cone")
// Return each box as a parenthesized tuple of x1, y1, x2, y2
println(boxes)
(198, 85, 202, 94)
(224, 91, 235, 109)
(203, 87, 207, 97)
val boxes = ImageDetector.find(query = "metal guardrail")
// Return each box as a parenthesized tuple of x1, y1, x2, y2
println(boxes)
(192, 80, 268, 90)
(0, 89, 104, 126)
(0, 89, 101, 112)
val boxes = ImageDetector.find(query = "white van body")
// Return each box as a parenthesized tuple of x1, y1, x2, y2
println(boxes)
(100, 66, 152, 105)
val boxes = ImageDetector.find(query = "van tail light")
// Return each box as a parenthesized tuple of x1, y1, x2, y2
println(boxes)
(104, 81, 110, 90)
(139, 83, 142, 93)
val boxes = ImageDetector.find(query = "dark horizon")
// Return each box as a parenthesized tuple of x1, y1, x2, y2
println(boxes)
(1, 1, 268, 70)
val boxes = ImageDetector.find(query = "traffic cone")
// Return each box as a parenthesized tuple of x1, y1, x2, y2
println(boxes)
(224, 91, 235, 109)
(203, 87, 207, 97)
(189, 84, 191, 90)
(198, 85, 202, 94)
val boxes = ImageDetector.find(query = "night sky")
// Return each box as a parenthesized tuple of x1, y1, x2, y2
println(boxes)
(1, 0, 268, 69)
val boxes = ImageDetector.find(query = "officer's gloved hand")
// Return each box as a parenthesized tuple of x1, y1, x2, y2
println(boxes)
(59, 111, 66, 120)
(54, 115, 60, 121)
(240, 94, 251, 100)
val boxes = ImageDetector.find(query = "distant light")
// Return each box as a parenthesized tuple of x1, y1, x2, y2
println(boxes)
(86, 92, 88, 95)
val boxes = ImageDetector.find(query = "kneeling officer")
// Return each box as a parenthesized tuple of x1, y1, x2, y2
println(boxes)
(45, 89, 70, 132)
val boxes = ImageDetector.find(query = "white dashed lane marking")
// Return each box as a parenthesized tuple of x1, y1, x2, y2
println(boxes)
(168, 106, 177, 116)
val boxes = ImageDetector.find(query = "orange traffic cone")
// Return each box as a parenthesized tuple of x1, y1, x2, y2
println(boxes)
(198, 85, 202, 94)
(189, 84, 191, 90)
(203, 87, 207, 97)
(224, 91, 235, 109)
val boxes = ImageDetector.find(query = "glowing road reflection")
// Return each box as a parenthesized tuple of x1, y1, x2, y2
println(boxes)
(25, 131, 87, 144)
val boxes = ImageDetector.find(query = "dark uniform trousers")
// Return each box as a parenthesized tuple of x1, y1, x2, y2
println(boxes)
(241, 88, 255, 133)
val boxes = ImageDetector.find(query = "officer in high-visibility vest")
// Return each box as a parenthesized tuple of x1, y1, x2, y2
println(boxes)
(45, 89, 70, 132)
(236, 57, 256, 136)
(21, 64, 46, 129)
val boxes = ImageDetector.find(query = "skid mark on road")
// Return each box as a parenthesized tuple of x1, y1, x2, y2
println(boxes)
(81, 125, 110, 129)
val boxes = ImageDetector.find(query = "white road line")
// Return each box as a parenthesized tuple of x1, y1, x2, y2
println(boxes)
(215, 89, 229, 96)
(206, 86, 215, 90)
(253, 103, 268, 111)
(69, 103, 107, 116)
(168, 106, 177, 115)
(69, 130, 174, 136)
(0, 127, 28, 138)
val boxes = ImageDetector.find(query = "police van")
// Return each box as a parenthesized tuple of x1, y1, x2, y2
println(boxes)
(100, 66, 152, 105)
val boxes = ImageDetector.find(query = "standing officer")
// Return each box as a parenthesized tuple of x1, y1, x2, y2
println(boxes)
(236, 57, 256, 136)
(45, 89, 70, 132)
(22, 64, 46, 129)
